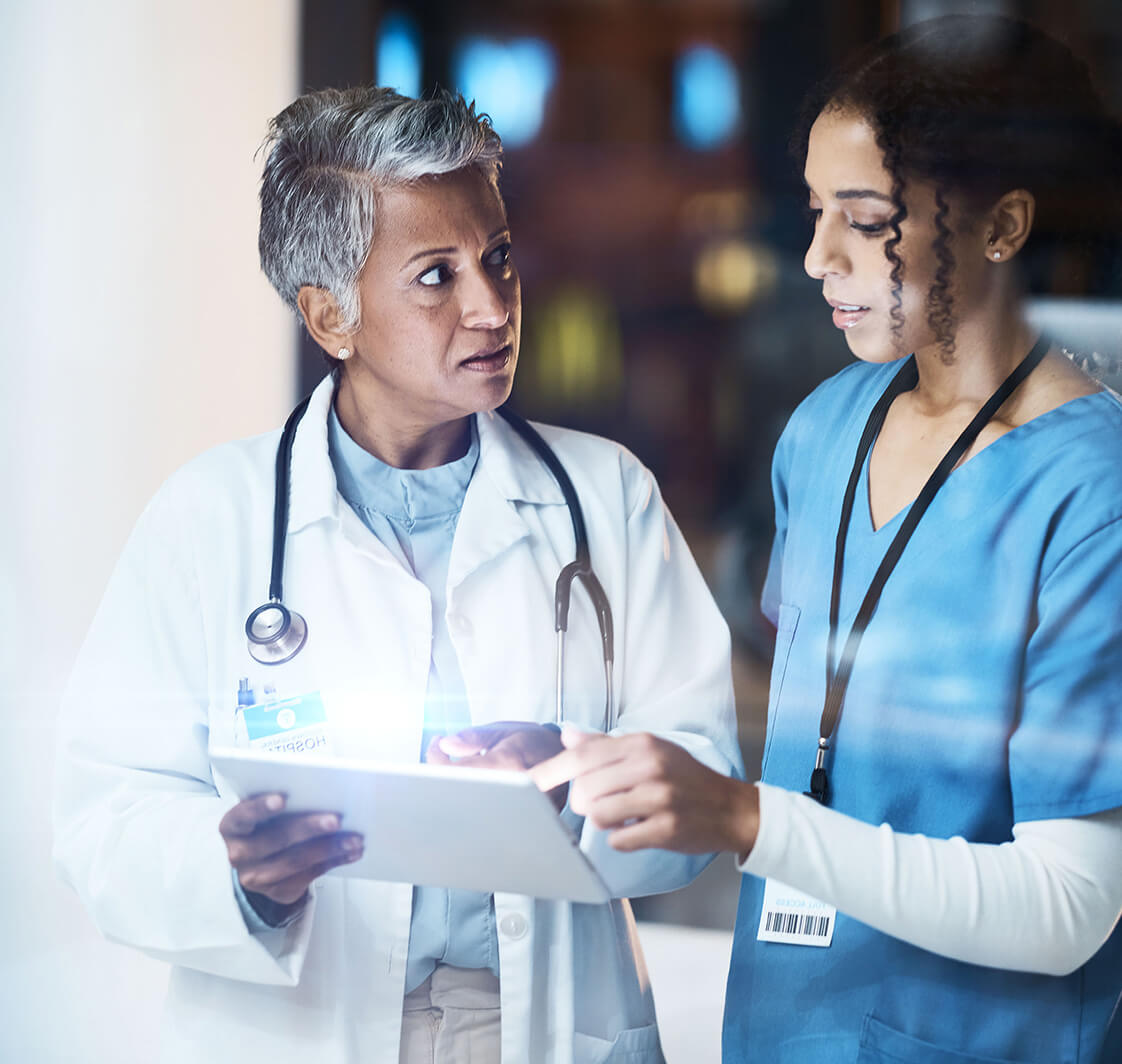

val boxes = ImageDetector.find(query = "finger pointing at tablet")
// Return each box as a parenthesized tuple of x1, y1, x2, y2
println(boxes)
(530, 730, 759, 857)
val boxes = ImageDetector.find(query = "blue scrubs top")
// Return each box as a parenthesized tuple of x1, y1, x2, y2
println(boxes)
(725, 360, 1122, 1063)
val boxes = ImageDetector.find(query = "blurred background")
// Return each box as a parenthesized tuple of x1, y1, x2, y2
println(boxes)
(3, 0, 1120, 1059)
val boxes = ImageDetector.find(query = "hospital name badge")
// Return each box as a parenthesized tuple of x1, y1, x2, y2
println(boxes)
(235, 680, 331, 756)
(757, 878, 836, 948)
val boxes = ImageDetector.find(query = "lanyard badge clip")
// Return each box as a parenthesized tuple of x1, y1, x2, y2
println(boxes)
(805, 738, 830, 804)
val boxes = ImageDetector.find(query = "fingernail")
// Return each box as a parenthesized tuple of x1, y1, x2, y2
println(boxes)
(265, 794, 284, 811)
(319, 814, 340, 831)
(341, 835, 362, 852)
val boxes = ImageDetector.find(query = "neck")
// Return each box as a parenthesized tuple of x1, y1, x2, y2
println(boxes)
(909, 310, 1037, 417)
(334, 382, 471, 469)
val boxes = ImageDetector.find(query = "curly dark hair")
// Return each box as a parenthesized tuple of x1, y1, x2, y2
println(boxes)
(792, 15, 1122, 359)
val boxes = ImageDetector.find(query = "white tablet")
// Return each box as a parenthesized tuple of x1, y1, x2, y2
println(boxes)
(210, 746, 611, 904)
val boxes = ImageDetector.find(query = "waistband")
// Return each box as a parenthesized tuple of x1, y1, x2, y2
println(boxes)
(402, 964, 501, 1013)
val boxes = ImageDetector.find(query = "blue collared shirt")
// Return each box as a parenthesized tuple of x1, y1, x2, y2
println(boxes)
(327, 404, 499, 995)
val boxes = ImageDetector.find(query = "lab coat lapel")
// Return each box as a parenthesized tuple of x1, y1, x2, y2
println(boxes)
(447, 410, 566, 590)
(285, 372, 410, 572)
(286, 372, 341, 533)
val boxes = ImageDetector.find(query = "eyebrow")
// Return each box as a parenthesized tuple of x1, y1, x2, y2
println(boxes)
(835, 189, 893, 203)
(403, 246, 454, 268)
(401, 227, 511, 270)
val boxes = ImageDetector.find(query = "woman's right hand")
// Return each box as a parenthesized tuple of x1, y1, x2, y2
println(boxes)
(218, 794, 364, 917)
(531, 731, 760, 859)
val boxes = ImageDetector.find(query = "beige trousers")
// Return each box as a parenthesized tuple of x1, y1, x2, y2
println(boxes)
(399, 965, 502, 1064)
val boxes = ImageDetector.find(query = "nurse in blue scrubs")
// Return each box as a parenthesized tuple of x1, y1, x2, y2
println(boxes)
(535, 15, 1122, 1063)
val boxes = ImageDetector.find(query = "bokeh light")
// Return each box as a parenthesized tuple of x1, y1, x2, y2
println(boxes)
(376, 12, 422, 98)
(674, 45, 742, 149)
(454, 37, 557, 147)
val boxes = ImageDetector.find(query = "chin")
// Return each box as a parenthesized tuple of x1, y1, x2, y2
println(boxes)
(472, 371, 517, 415)
(844, 327, 911, 365)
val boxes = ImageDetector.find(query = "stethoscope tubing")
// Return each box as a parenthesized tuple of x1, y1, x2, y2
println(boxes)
(496, 406, 615, 731)
(269, 395, 312, 602)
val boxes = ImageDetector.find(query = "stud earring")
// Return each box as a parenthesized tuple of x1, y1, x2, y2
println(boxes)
(337, 347, 351, 360)
(992, 251, 1002, 261)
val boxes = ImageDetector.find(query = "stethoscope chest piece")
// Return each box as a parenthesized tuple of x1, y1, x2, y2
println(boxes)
(246, 601, 308, 665)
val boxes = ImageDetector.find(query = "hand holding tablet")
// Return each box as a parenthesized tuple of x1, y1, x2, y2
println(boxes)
(210, 747, 610, 903)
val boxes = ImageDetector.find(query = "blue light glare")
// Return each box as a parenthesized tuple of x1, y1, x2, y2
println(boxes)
(376, 12, 422, 98)
(454, 37, 557, 148)
(674, 45, 741, 149)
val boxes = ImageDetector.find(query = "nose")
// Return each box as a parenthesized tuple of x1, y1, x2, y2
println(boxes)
(461, 266, 513, 330)
(803, 213, 848, 281)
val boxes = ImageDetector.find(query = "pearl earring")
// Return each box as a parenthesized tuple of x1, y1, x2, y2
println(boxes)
(337, 347, 351, 360)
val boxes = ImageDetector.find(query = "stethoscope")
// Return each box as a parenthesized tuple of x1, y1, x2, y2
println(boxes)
(245, 396, 616, 731)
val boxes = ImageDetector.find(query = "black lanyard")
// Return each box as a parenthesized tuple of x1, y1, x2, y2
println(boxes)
(807, 334, 1051, 805)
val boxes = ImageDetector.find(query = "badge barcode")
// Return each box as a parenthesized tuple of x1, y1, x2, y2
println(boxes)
(765, 911, 831, 938)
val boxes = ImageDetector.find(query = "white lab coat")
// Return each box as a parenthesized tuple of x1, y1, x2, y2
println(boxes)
(53, 374, 740, 1064)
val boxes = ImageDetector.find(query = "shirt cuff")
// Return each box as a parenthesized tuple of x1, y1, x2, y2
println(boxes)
(737, 781, 784, 876)
(231, 868, 306, 933)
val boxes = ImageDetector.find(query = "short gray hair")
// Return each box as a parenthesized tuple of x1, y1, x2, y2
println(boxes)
(258, 86, 504, 333)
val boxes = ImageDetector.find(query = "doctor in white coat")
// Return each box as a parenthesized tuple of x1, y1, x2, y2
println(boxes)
(53, 86, 741, 1064)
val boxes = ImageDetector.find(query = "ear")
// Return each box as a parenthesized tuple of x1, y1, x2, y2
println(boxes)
(297, 286, 353, 359)
(983, 189, 1035, 264)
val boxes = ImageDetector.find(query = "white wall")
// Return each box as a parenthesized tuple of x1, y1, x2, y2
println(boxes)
(0, 2, 299, 1058)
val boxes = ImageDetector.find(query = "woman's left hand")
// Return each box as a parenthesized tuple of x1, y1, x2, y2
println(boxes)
(426, 722, 568, 810)
(530, 730, 760, 857)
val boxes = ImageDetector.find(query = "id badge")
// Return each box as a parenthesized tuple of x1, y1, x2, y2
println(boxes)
(757, 878, 836, 948)
(234, 678, 331, 756)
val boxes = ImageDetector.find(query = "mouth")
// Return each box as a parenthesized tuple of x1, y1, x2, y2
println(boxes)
(826, 298, 871, 330)
(460, 343, 514, 373)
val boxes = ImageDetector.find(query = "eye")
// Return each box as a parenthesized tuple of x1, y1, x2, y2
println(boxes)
(803, 206, 822, 226)
(850, 220, 889, 236)
(417, 263, 453, 287)
(485, 242, 512, 270)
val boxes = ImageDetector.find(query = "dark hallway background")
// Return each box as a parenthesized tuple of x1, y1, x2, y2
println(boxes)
(298, 0, 1122, 927)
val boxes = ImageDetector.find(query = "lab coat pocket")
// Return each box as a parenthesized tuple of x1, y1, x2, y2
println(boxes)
(856, 1014, 1033, 1064)
(573, 1022, 664, 1064)
(760, 603, 801, 777)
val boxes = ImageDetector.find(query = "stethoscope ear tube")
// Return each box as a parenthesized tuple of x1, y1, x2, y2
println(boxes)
(581, 568, 615, 732)
(553, 561, 614, 660)
(531, 438, 616, 731)
(579, 568, 614, 673)
(497, 406, 616, 730)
